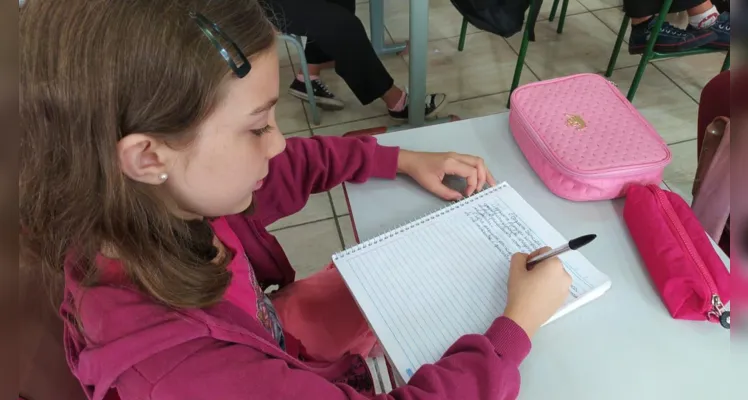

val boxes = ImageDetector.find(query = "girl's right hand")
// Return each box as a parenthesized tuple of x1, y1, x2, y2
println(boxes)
(502, 247, 572, 339)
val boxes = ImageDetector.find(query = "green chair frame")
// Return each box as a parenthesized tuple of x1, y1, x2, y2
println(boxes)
(457, 0, 730, 106)
(457, 0, 571, 107)
(278, 33, 322, 126)
(604, 0, 730, 101)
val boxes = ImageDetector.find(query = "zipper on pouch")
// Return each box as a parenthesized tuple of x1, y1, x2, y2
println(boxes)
(648, 185, 729, 329)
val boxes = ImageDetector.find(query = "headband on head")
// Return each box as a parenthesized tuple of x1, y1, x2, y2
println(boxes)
(190, 11, 251, 78)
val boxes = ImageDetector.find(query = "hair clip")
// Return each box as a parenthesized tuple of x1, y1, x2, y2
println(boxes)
(189, 11, 251, 78)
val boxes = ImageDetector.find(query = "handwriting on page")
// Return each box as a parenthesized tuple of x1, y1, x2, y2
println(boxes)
(462, 200, 587, 300)
(464, 202, 544, 258)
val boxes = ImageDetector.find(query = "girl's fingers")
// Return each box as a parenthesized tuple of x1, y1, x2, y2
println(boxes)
(486, 169, 497, 187)
(450, 153, 493, 191)
(528, 246, 552, 259)
(444, 158, 478, 196)
(426, 180, 464, 201)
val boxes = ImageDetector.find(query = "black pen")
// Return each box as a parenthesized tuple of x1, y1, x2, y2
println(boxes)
(526, 234, 597, 270)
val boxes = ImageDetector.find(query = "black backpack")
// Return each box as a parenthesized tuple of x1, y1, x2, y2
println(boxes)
(449, 0, 544, 41)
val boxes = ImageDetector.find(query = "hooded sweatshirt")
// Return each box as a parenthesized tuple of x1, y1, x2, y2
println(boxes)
(61, 135, 531, 400)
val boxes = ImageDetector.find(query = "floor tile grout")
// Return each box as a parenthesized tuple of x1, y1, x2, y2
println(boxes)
(587, 5, 623, 36)
(456, 90, 511, 103)
(668, 138, 697, 147)
(579, 3, 622, 13)
(650, 63, 700, 104)
(397, 7, 610, 44)
(499, 36, 541, 83)
(310, 114, 389, 132)
(283, 128, 311, 136)
(268, 215, 338, 233)
(328, 191, 347, 249)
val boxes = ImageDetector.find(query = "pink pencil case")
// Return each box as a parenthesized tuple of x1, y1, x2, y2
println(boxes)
(509, 73, 671, 201)
(624, 184, 730, 328)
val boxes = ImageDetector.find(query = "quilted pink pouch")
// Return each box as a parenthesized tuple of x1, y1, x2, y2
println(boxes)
(509, 73, 672, 201)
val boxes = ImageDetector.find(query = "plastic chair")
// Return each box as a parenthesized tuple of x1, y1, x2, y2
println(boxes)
(604, 1, 730, 102)
(457, 0, 568, 107)
(691, 116, 730, 245)
(277, 33, 322, 126)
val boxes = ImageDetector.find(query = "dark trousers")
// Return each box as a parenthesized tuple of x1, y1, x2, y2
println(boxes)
(265, 0, 394, 105)
(623, 0, 706, 18)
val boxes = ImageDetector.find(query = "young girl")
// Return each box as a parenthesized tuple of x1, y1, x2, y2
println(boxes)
(19, 1, 571, 399)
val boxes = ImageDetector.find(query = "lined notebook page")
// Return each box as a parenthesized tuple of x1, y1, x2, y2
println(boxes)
(333, 182, 611, 383)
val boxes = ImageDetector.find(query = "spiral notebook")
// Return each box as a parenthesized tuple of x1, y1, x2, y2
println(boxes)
(332, 182, 611, 383)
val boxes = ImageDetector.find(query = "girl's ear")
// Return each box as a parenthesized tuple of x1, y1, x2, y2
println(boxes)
(117, 134, 171, 185)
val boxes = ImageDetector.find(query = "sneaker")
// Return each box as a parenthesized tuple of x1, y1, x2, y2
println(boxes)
(628, 18, 717, 55)
(388, 93, 447, 122)
(288, 78, 345, 110)
(692, 12, 730, 49)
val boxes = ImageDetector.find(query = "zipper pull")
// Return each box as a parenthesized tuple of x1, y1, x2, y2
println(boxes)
(707, 294, 730, 329)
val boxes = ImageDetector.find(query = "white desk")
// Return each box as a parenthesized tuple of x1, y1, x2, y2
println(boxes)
(342, 113, 732, 399)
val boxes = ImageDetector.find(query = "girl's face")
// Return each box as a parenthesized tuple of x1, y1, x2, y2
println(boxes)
(117, 48, 287, 219)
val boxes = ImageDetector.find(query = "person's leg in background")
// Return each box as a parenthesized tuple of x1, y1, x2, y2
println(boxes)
(266, 0, 447, 121)
(285, 0, 356, 110)
(288, 33, 345, 110)
(685, 0, 730, 49)
(623, 0, 729, 54)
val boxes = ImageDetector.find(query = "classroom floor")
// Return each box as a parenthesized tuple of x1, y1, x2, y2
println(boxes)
(269, 0, 727, 279)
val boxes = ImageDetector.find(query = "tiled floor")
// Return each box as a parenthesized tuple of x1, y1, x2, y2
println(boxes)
(270, 2, 727, 279)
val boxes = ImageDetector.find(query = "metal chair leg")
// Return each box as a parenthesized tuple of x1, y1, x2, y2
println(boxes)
(627, 1, 673, 102)
(556, 0, 570, 34)
(279, 34, 321, 126)
(549, 0, 560, 21)
(605, 14, 629, 77)
(721, 51, 730, 71)
(508, 0, 539, 108)
(369, 0, 407, 55)
(458, 18, 468, 51)
(627, 50, 649, 102)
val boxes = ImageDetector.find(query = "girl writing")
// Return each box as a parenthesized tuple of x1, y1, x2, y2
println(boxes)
(19, 1, 572, 399)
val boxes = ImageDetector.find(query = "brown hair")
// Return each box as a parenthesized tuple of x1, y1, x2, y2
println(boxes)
(20, 0, 276, 308)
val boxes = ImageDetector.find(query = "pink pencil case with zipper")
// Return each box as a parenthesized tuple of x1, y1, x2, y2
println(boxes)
(509, 73, 671, 201)
(624, 184, 730, 328)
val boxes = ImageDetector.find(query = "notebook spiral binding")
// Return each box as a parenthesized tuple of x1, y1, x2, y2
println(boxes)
(333, 182, 508, 260)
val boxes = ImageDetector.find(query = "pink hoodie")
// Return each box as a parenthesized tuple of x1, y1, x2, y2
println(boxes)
(61, 135, 531, 400)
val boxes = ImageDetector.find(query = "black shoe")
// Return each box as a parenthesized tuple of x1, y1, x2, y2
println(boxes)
(690, 11, 730, 49)
(288, 78, 345, 110)
(388, 93, 447, 122)
(628, 18, 717, 55)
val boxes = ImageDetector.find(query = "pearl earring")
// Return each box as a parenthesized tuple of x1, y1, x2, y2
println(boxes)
(158, 173, 168, 181)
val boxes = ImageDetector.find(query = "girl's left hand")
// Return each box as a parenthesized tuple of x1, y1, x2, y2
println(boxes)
(397, 150, 497, 201)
